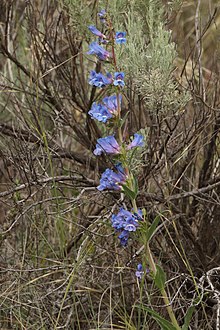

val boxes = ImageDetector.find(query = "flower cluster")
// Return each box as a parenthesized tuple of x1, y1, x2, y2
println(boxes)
(111, 208, 142, 246)
(87, 10, 144, 249)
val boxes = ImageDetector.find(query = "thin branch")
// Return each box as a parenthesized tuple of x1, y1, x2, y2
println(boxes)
(0, 175, 96, 198)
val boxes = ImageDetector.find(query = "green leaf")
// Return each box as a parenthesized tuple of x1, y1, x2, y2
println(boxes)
(154, 265, 166, 290)
(181, 305, 195, 330)
(119, 111, 130, 128)
(133, 175, 139, 197)
(122, 184, 137, 200)
(128, 145, 139, 166)
(138, 306, 177, 330)
(146, 215, 160, 242)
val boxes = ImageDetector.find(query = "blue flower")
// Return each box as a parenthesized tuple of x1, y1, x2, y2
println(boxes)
(127, 133, 144, 150)
(88, 25, 106, 38)
(94, 136, 121, 156)
(113, 72, 125, 87)
(98, 9, 106, 23)
(88, 94, 122, 123)
(111, 208, 134, 230)
(88, 102, 112, 123)
(125, 218, 139, 232)
(87, 42, 111, 61)
(135, 264, 144, 279)
(88, 70, 112, 88)
(118, 230, 130, 246)
(102, 94, 122, 115)
(115, 32, 126, 44)
(111, 208, 140, 231)
(97, 164, 127, 191)
(111, 207, 142, 246)
(135, 264, 150, 279)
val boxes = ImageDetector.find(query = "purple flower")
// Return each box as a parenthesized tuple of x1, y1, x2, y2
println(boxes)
(88, 102, 112, 123)
(111, 208, 142, 246)
(135, 264, 150, 279)
(87, 42, 111, 61)
(94, 136, 121, 156)
(88, 70, 112, 88)
(115, 32, 126, 44)
(111, 208, 140, 231)
(125, 218, 139, 232)
(127, 133, 144, 150)
(118, 230, 130, 246)
(88, 25, 106, 38)
(135, 264, 144, 279)
(88, 95, 122, 123)
(111, 208, 135, 230)
(98, 9, 106, 23)
(113, 72, 125, 87)
(97, 164, 127, 191)
(102, 94, 122, 115)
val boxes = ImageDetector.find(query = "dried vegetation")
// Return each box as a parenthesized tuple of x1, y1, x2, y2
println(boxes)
(0, 0, 220, 328)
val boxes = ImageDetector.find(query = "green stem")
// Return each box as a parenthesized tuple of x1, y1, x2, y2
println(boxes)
(132, 198, 138, 213)
(145, 243, 181, 330)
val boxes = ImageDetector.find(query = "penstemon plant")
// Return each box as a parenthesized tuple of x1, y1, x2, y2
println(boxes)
(87, 9, 181, 330)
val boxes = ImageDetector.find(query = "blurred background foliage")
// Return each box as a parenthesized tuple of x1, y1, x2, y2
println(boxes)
(0, 0, 219, 329)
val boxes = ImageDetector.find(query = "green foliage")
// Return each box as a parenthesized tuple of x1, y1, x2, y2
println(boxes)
(117, 0, 189, 114)
(61, 0, 92, 35)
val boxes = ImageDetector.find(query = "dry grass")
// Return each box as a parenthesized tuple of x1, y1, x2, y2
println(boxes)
(0, 0, 219, 329)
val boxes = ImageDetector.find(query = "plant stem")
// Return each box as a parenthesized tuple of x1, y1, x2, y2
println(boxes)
(131, 198, 138, 212)
(145, 243, 181, 330)
(108, 19, 124, 145)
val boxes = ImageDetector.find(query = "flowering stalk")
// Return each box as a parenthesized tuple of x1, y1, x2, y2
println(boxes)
(109, 22, 122, 143)
(107, 19, 139, 211)
(87, 9, 180, 329)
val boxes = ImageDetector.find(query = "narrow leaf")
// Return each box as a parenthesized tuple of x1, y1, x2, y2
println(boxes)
(122, 184, 137, 200)
(138, 306, 177, 330)
(133, 175, 139, 196)
(119, 111, 130, 128)
(146, 215, 160, 242)
(154, 265, 166, 290)
(182, 305, 195, 330)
